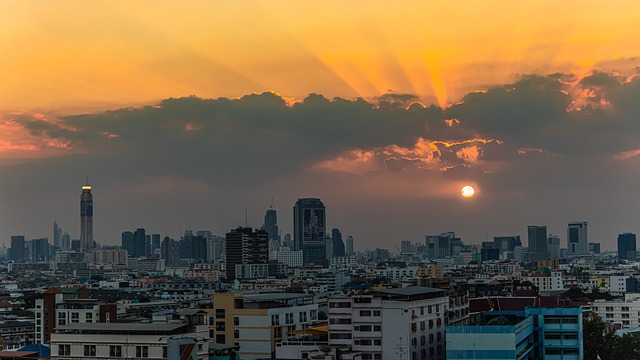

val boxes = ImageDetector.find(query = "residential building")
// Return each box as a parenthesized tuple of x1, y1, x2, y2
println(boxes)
(225, 227, 269, 281)
(346, 236, 354, 256)
(328, 287, 449, 360)
(211, 292, 319, 360)
(50, 323, 209, 360)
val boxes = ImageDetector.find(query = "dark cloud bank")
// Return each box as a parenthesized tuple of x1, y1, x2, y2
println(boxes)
(2, 70, 640, 250)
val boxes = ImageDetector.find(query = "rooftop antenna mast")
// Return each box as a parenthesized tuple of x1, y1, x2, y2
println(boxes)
(270, 194, 275, 209)
(245, 206, 248, 227)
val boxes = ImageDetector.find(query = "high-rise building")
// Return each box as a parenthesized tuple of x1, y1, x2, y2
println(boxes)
(346, 235, 354, 255)
(293, 198, 326, 264)
(225, 227, 269, 280)
(332, 228, 345, 257)
(80, 182, 94, 251)
(53, 221, 62, 248)
(151, 234, 160, 253)
(121, 231, 134, 256)
(161, 236, 180, 267)
(61, 231, 71, 251)
(567, 221, 588, 256)
(589, 242, 601, 254)
(133, 228, 146, 258)
(426, 232, 461, 259)
(263, 208, 280, 242)
(547, 234, 561, 259)
(493, 236, 522, 255)
(618, 233, 637, 261)
(528, 225, 548, 261)
(31, 238, 50, 261)
(10, 235, 26, 261)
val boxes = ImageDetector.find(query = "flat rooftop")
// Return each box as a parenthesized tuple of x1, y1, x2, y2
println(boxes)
(55, 323, 189, 335)
(374, 286, 446, 301)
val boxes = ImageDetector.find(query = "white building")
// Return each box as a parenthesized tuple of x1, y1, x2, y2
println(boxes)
(526, 274, 564, 294)
(271, 250, 304, 268)
(593, 293, 640, 328)
(50, 323, 208, 359)
(328, 287, 448, 359)
(610, 276, 629, 294)
(567, 221, 589, 256)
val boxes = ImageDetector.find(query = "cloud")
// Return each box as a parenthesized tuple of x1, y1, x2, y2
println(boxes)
(3, 65, 640, 249)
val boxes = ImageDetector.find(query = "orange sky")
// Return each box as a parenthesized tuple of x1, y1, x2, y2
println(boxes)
(1, 0, 640, 112)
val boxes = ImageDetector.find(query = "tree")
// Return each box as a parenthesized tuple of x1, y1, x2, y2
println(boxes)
(583, 316, 616, 360)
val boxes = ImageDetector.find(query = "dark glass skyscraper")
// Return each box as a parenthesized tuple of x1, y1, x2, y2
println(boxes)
(263, 208, 280, 241)
(80, 183, 94, 251)
(528, 225, 549, 261)
(332, 228, 345, 257)
(293, 198, 326, 264)
(121, 231, 134, 256)
(618, 233, 637, 261)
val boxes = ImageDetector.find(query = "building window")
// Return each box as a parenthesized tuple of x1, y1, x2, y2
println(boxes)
(234, 329, 240, 338)
(84, 345, 96, 356)
(215, 309, 225, 319)
(71, 312, 80, 323)
(163, 346, 167, 358)
(329, 302, 351, 308)
(360, 310, 372, 316)
(234, 317, 240, 326)
(329, 333, 352, 339)
(110, 346, 122, 357)
(373, 310, 381, 316)
(374, 325, 381, 331)
(136, 346, 149, 358)
(58, 345, 70, 356)
(216, 322, 225, 331)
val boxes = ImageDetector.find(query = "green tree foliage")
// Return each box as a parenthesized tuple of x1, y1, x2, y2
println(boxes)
(584, 316, 640, 360)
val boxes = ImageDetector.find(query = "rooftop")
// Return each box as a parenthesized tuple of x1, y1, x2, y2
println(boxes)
(55, 323, 189, 335)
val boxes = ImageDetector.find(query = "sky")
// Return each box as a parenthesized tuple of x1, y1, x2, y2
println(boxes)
(1, 1, 640, 250)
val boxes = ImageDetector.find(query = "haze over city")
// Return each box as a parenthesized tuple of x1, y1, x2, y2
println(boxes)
(2, 1, 640, 250)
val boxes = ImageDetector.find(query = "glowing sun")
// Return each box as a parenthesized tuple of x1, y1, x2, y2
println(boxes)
(461, 185, 475, 198)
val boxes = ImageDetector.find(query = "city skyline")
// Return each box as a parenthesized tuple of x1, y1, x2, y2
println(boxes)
(2, 2, 640, 251)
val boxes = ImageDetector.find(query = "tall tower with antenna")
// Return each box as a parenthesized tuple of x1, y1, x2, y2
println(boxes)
(80, 178, 94, 251)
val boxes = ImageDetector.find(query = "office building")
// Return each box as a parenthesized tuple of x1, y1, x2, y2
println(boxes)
(133, 228, 146, 258)
(328, 287, 449, 360)
(567, 221, 588, 256)
(80, 182, 94, 251)
(121, 231, 134, 256)
(211, 292, 318, 360)
(61, 231, 71, 251)
(30, 238, 50, 262)
(332, 228, 345, 257)
(160, 236, 180, 267)
(589, 242, 601, 254)
(346, 235, 354, 256)
(618, 233, 637, 261)
(547, 234, 561, 259)
(263, 208, 280, 242)
(151, 233, 160, 253)
(293, 198, 327, 263)
(53, 221, 62, 248)
(493, 236, 522, 257)
(224, 227, 269, 280)
(10, 235, 26, 262)
(426, 232, 462, 259)
(528, 226, 548, 261)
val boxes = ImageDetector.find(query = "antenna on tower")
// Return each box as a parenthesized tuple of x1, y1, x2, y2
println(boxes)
(269, 195, 275, 209)
(85, 176, 89, 185)
(245, 206, 248, 227)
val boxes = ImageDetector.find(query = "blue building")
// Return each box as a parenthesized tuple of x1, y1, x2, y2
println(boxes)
(447, 306, 583, 360)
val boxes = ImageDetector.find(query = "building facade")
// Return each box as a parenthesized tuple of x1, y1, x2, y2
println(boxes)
(293, 198, 327, 264)
(567, 222, 588, 257)
(80, 183, 93, 251)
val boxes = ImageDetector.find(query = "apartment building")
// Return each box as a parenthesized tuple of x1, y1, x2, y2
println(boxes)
(328, 287, 449, 360)
(211, 292, 319, 360)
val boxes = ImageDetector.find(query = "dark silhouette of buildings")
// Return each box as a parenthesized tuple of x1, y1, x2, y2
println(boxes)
(618, 233, 637, 261)
(293, 198, 326, 264)
(121, 231, 134, 256)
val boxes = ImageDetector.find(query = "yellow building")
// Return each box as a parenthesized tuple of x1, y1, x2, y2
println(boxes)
(417, 264, 444, 278)
(211, 293, 319, 360)
(537, 258, 559, 272)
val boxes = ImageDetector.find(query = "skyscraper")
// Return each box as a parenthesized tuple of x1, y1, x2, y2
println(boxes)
(618, 233, 637, 261)
(133, 228, 146, 258)
(528, 225, 549, 261)
(10, 235, 25, 261)
(332, 228, 345, 257)
(293, 198, 326, 264)
(31, 238, 50, 261)
(80, 182, 94, 251)
(346, 235, 354, 256)
(547, 234, 561, 259)
(567, 221, 588, 256)
(225, 227, 269, 280)
(121, 231, 134, 256)
(53, 221, 62, 248)
(263, 208, 280, 242)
